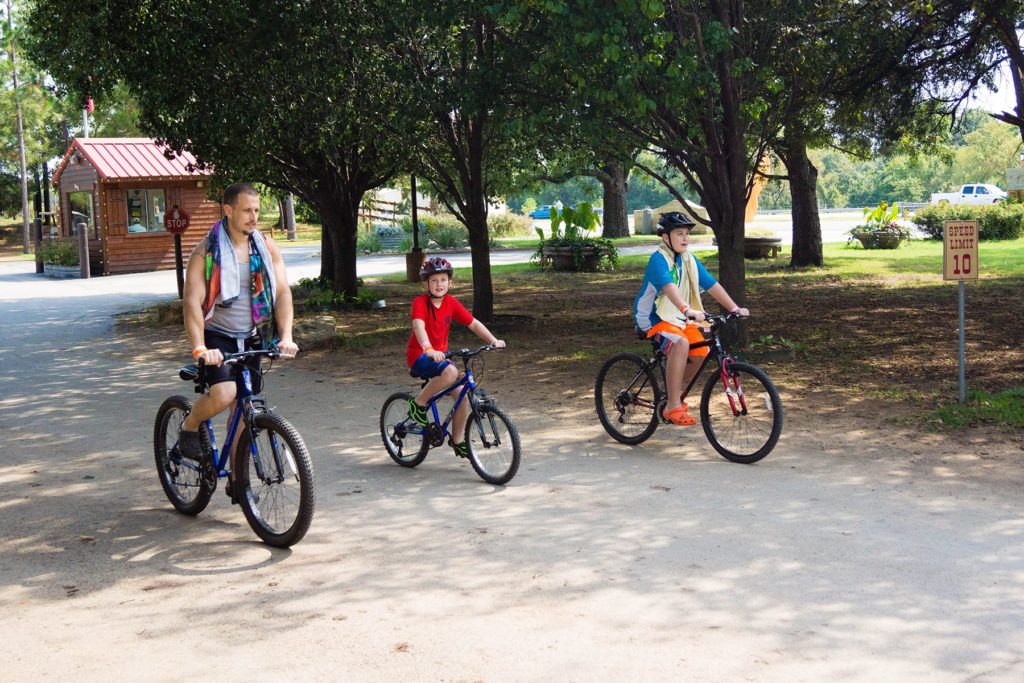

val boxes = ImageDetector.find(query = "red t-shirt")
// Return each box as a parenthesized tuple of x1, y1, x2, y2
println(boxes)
(405, 294, 474, 367)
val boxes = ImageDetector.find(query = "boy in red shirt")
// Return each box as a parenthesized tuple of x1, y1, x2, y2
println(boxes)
(406, 257, 505, 458)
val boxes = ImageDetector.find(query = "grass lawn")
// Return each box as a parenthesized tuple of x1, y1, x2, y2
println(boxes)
(255, 236, 1024, 432)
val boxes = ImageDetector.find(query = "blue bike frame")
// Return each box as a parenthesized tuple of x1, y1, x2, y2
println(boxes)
(408, 365, 478, 440)
(175, 356, 281, 484)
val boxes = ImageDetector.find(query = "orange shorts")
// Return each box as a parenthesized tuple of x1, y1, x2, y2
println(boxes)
(647, 320, 709, 357)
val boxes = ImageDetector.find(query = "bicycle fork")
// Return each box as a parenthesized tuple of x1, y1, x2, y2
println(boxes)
(718, 358, 748, 417)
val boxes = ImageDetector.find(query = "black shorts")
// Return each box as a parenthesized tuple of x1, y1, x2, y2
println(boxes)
(203, 331, 262, 387)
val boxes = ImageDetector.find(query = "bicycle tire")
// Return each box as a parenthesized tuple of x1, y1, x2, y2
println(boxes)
(153, 395, 213, 516)
(595, 352, 661, 445)
(235, 411, 316, 547)
(465, 403, 521, 485)
(700, 361, 783, 464)
(380, 391, 429, 467)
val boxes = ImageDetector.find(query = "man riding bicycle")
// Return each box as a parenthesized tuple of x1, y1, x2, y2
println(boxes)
(177, 182, 298, 501)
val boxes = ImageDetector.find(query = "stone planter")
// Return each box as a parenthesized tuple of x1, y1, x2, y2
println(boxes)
(540, 245, 606, 271)
(744, 237, 782, 259)
(43, 263, 80, 278)
(712, 236, 783, 258)
(851, 231, 903, 249)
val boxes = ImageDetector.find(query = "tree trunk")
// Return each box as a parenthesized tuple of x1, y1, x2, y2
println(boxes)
(464, 201, 494, 322)
(600, 162, 629, 238)
(318, 191, 362, 298)
(284, 192, 296, 240)
(783, 129, 824, 267)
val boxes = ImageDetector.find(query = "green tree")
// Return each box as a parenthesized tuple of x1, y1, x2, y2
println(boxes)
(390, 1, 546, 320)
(27, 0, 410, 297)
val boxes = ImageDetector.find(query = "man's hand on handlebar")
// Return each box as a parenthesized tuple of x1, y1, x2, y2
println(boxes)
(276, 340, 299, 359)
(684, 309, 706, 323)
(196, 348, 225, 367)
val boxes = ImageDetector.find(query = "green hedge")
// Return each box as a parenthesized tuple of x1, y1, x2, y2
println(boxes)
(911, 203, 1024, 240)
(488, 212, 534, 237)
(37, 239, 80, 266)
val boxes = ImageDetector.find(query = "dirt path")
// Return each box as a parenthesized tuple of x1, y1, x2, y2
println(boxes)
(2, 317, 1024, 681)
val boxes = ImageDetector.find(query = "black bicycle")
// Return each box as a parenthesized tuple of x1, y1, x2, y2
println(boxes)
(154, 349, 316, 547)
(595, 313, 783, 463)
(380, 345, 521, 485)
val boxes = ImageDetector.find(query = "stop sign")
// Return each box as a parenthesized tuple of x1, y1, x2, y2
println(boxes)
(164, 206, 191, 234)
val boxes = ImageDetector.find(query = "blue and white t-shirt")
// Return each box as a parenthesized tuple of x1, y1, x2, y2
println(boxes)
(633, 247, 716, 332)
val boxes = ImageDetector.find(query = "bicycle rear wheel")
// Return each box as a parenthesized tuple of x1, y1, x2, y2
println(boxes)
(595, 353, 661, 445)
(236, 411, 316, 547)
(700, 361, 783, 464)
(380, 391, 429, 467)
(154, 395, 213, 515)
(465, 403, 521, 485)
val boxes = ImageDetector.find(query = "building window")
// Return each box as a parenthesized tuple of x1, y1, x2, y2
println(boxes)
(67, 191, 94, 237)
(126, 189, 167, 233)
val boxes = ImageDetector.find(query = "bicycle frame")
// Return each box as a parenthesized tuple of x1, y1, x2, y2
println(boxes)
(651, 320, 749, 417)
(409, 364, 479, 440)
(176, 355, 285, 485)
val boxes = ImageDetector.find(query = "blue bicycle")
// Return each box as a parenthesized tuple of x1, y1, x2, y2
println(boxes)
(153, 349, 316, 547)
(380, 345, 521, 485)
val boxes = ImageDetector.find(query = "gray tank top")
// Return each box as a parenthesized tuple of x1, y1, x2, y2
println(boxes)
(206, 256, 255, 338)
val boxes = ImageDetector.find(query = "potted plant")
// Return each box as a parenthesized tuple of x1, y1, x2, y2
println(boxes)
(849, 201, 910, 249)
(534, 202, 618, 272)
(38, 239, 81, 278)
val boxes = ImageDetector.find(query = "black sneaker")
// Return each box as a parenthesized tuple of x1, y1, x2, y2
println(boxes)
(407, 398, 429, 427)
(178, 429, 205, 461)
(451, 440, 469, 459)
(225, 479, 240, 506)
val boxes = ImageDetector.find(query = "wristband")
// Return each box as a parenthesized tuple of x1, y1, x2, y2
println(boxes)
(421, 343, 433, 351)
(192, 346, 207, 359)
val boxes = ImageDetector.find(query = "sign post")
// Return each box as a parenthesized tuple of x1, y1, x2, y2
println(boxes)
(942, 219, 979, 403)
(164, 206, 192, 299)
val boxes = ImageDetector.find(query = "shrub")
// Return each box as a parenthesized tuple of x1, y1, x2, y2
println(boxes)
(38, 239, 79, 266)
(356, 229, 382, 253)
(911, 203, 1024, 241)
(422, 215, 468, 249)
(488, 212, 534, 238)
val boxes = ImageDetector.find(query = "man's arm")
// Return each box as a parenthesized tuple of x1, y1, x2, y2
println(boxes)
(183, 242, 209, 355)
(267, 236, 298, 356)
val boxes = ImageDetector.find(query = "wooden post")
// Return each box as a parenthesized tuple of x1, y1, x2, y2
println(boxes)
(33, 216, 43, 273)
(77, 222, 90, 279)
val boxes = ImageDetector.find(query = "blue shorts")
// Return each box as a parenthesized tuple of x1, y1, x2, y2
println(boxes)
(410, 354, 453, 379)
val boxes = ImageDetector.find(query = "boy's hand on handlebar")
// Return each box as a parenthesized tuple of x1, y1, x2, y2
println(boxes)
(277, 340, 299, 358)
(685, 309, 706, 323)
(426, 348, 446, 362)
(491, 339, 506, 349)
(731, 307, 750, 317)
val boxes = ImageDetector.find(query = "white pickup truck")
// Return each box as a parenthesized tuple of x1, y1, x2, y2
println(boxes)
(930, 183, 1007, 205)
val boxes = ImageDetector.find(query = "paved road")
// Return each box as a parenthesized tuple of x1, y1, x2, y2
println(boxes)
(2, 241, 1023, 680)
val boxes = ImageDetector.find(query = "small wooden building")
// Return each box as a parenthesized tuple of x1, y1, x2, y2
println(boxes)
(51, 138, 220, 275)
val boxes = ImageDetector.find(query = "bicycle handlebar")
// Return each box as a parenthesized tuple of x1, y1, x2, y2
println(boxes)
(198, 348, 286, 367)
(444, 344, 501, 360)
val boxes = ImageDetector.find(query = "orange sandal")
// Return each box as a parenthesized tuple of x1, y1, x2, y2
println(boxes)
(662, 403, 696, 427)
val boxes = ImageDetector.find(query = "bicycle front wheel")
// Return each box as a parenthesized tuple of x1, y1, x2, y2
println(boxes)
(700, 361, 783, 464)
(154, 395, 213, 516)
(236, 412, 316, 547)
(595, 353, 661, 445)
(466, 404, 521, 485)
(380, 391, 429, 467)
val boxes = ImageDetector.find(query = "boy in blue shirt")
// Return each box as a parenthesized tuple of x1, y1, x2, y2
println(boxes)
(633, 211, 749, 426)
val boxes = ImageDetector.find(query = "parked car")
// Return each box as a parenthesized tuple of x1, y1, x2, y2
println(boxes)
(930, 183, 1007, 205)
(528, 205, 553, 219)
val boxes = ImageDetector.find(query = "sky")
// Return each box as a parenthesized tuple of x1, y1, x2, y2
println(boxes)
(968, 63, 1018, 114)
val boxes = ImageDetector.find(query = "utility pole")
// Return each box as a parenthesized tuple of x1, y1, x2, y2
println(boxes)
(5, 1, 31, 253)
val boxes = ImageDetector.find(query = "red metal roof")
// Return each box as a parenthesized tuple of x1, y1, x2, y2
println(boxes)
(52, 138, 213, 184)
